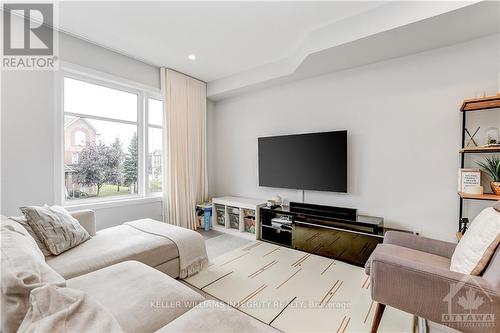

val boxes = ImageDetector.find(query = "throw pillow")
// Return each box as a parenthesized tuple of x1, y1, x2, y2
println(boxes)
(1, 224, 66, 333)
(1, 218, 44, 260)
(20, 205, 91, 256)
(18, 285, 123, 333)
(8, 216, 51, 256)
(450, 207, 500, 275)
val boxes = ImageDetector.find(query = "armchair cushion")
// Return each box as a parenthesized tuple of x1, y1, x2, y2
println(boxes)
(383, 231, 456, 258)
(365, 231, 456, 276)
(482, 245, 500, 288)
(365, 243, 450, 276)
(451, 207, 500, 275)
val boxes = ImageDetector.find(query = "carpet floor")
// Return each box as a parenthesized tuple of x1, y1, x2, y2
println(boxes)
(200, 230, 252, 260)
(185, 240, 413, 333)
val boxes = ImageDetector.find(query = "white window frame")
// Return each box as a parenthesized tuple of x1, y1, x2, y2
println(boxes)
(74, 130, 86, 146)
(145, 95, 164, 196)
(55, 62, 163, 208)
(71, 152, 79, 164)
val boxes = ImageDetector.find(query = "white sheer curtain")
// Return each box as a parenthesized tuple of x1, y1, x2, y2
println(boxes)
(161, 68, 208, 229)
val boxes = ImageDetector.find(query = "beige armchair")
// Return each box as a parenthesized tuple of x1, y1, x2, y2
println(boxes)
(365, 231, 500, 333)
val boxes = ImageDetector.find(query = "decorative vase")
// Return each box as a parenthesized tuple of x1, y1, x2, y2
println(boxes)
(491, 182, 500, 195)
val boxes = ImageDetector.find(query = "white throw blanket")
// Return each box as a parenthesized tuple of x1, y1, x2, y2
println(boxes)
(124, 219, 208, 278)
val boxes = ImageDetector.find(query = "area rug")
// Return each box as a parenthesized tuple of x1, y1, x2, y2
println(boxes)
(184, 241, 413, 333)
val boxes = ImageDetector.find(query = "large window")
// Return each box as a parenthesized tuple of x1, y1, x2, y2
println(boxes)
(63, 74, 163, 202)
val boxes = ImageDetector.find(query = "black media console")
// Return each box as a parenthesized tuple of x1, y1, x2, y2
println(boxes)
(260, 202, 392, 267)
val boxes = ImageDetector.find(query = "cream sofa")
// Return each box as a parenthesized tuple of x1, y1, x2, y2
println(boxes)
(45, 210, 181, 279)
(2, 211, 279, 333)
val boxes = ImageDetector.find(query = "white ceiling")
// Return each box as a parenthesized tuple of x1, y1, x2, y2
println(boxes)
(58, 1, 386, 81)
(58, 1, 498, 100)
(208, 1, 499, 99)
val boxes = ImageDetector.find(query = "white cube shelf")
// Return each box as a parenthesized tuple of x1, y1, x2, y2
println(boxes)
(211, 196, 267, 240)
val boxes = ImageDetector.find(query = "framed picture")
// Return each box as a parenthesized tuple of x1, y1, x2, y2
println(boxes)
(458, 169, 481, 192)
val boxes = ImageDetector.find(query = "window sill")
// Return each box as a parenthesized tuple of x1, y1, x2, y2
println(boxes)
(64, 195, 163, 211)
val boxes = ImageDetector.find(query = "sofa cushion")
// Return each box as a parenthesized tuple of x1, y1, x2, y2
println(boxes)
(66, 261, 204, 333)
(69, 209, 96, 236)
(1, 222, 66, 333)
(18, 285, 123, 333)
(451, 207, 500, 275)
(46, 224, 179, 279)
(20, 205, 91, 255)
(156, 300, 280, 333)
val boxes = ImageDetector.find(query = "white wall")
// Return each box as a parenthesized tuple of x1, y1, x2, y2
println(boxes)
(84, 200, 164, 230)
(59, 33, 160, 88)
(1, 70, 57, 212)
(207, 99, 217, 197)
(209, 35, 500, 242)
(1, 31, 163, 230)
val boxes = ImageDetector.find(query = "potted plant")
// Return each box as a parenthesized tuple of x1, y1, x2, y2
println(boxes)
(476, 156, 500, 195)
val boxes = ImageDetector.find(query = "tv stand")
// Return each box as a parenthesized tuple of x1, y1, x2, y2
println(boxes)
(259, 202, 389, 266)
(289, 201, 358, 222)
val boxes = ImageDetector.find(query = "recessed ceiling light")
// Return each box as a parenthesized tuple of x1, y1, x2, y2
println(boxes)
(188, 54, 196, 61)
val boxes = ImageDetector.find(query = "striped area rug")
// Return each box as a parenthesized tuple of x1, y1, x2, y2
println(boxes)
(184, 241, 413, 332)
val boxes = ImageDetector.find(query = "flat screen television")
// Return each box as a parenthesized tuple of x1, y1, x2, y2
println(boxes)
(258, 130, 347, 192)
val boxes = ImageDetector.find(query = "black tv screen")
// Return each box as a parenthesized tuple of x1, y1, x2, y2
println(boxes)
(258, 130, 347, 192)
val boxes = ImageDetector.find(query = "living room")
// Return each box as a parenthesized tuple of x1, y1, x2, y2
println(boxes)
(1, 1, 499, 333)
